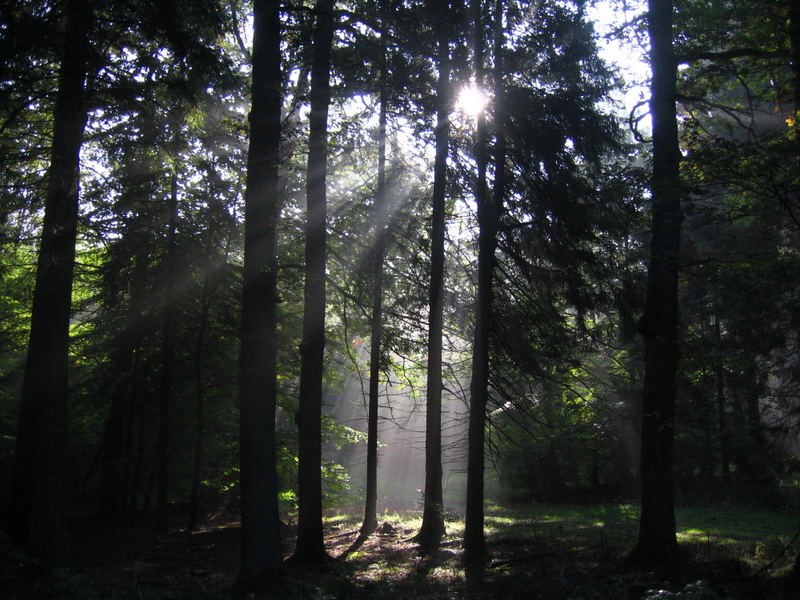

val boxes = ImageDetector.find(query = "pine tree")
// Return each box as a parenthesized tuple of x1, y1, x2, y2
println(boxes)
(8, 0, 91, 565)
(292, 0, 336, 565)
(628, 0, 681, 562)
(414, 0, 452, 551)
(239, 0, 284, 584)
(361, 1, 390, 538)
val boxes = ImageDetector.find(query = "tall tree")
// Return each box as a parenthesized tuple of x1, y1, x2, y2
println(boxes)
(464, 0, 505, 560)
(713, 316, 730, 485)
(414, 0, 451, 551)
(7, 0, 91, 565)
(292, 0, 336, 565)
(629, 0, 681, 562)
(188, 238, 224, 531)
(98, 247, 149, 517)
(155, 163, 179, 532)
(361, 5, 389, 538)
(239, 0, 284, 585)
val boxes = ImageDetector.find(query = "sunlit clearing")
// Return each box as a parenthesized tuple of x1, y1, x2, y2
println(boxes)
(457, 85, 488, 117)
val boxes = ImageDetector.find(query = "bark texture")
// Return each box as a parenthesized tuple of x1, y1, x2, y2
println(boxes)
(361, 15, 389, 536)
(238, 0, 284, 584)
(629, 0, 682, 563)
(464, 0, 506, 559)
(188, 266, 212, 531)
(293, 0, 336, 565)
(99, 249, 147, 517)
(155, 167, 179, 533)
(415, 0, 451, 551)
(8, 0, 90, 565)
(713, 316, 730, 485)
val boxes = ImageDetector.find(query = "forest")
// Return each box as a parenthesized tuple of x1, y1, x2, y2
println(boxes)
(1, 0, 799, 598)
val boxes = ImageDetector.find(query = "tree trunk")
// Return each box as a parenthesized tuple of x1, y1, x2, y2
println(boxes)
(292, 0, 335, 566)
(463, 0, 495, 560)
(414, 0, 451, 551)
(743, 354, 767, 480)
(188, 270, 211, 531)
(155, 167, 179, 533)
(100, 362, 132, 517)
(8, 0, 90, 565)
(361, 12, 389, 538)
(628, 0, 681, 563)
(714, 316, 730, 485)
(130, 380, 147, 512)
(121, 348, 141, 512)
(238, 0, 285, 585)
(99, 246, 149, 516)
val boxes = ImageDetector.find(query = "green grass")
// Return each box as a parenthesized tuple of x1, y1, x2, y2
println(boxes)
(676, 505, 796, 543)
(314, 503, 797, 599)
(324, 502, 797, 570)
(479, 501, 799, 573)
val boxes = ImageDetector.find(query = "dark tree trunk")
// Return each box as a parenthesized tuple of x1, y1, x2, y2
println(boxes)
(188, 271, 211, 531)
(99, 247, 149, 516)
(238, 0, 284, 585)
(8, 0, 90, 565)
(155, 168, 179, 533)
(361, 16, 389, 538)
(714, 316, 730, 485)
(743, 355, 767, 480)
(100, 361, 132, 517)
(463, 0, 495, 560)
(628, 0, 681, 563)
(292, 0, 335, 565)
(414, 0, 451, 551)
(699, 386, 714, 486)
(122, 352, 145, 513)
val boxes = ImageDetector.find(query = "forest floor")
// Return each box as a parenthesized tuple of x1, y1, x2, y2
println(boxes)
(1, 503, 798, 599)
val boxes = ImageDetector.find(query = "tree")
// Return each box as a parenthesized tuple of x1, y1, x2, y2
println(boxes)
(628, 0, 682, 562)
(463, 0, 492, 560)
(672, 0, 799, 501)
(238, 0, 284, 585)
(292, 0, 336, 565)
(414, 0, 452, 551)
(463, 0, 509, 560)
(475, 0, 633, 510)
(361, 3, 390, 538)
(8, 0, 91, 565)
(155, 162, 179, 533)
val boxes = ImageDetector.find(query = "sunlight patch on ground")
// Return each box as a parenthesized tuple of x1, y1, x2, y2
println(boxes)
(444, 519, 465, 536)
(676, 530, 737, 545)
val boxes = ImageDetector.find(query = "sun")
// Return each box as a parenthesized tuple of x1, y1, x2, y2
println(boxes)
(456, 85, 489, 117)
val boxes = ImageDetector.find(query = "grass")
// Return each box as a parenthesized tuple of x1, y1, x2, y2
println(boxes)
(316, 502, 799, 599)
